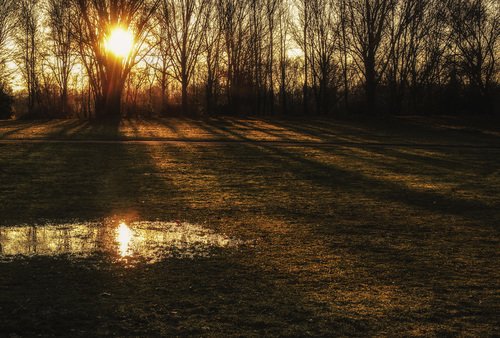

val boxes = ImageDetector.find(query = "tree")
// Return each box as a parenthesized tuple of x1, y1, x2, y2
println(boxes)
(16, 0, 42, 116)
(0, 0, 16, 82)
(337, 0, 351, 110)
(347, 0, 396, 110)
(149, 14, 172, 115)
(446, 0, 499, 112)
(249, 0, 265, 113)
(158, 0, 209, 115)
(293, 0, 311, 114)
(45, 0, 76, 116)
(385, 0, 428, 113)
(265, 0, 278, 113)
(217, 0, 251, 112)
(308, 0, 339, 114)
(203, 4, 223, 113)
(2, 0, 498, 118)
(72, 0, 158, 119)
(276, 0, 290, 114)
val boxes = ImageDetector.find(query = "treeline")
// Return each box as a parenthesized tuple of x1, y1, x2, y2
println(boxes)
(0, 0, 498, 119)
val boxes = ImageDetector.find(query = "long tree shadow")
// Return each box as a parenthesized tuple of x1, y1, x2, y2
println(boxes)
(140, 118, 500, 335)
(0, 120, 75, 139)
(0, 121, 152, 223)
(1, 118, 498, 335)
(183, 118, 500, 222)
(0, 119, 377, 336)
(266, 117, 500, 146)
(155, 118, 500, 334)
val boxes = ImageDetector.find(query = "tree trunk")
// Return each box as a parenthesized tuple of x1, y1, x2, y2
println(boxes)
(61, 87, 68, 117)
(302, 0, 308, 115)
(365, 80, 376, 111)
(95, 85, 123, 120)
(206, 84, 212, 114)
(107, 90, 122, 118)
(160, 71, 168, 116)
(365, 54, 377, 111)
(341, 0, 349, 111)
(182, 79, 188, 115)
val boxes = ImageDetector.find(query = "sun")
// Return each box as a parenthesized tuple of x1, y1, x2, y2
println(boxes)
(105, 27, 134, 58)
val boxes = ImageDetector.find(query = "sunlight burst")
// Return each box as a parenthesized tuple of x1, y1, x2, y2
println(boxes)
(105, 28, 134, 58)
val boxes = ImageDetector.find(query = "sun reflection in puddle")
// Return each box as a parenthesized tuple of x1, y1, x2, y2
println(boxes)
(0, 220, 241, 264)
(117, 222, 133, 257)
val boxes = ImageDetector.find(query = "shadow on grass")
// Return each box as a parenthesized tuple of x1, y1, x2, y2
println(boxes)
(157, 119, 500, 335)
(1, 118, 498, 335)
(1, 252, 362, 336)
(0, 120, 365, 336)
(0, 120, 73, 139)
(265, 117, 500, 146)
(184, 119, 499, 222)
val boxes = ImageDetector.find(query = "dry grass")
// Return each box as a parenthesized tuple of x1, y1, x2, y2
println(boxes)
(0, 117, 499, 336)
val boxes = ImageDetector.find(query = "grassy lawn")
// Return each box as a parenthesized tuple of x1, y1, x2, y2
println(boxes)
(0, 117, 499, 336)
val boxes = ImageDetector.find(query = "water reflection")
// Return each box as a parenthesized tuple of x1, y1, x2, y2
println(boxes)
(0, 220, 241, 264)
(117, 222, 133, 257)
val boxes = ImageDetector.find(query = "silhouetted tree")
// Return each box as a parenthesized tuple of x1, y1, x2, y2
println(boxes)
(203, 4, 223, 114)
(15, 0, 42, 116)
(45, 0, 76, 116)
(347, 0, 396, 110)
(72, 0, 158, 119)
(309, 0, 340, 114)
(276, 0, 290, 114)
(158, 0, 209, 115)
(446, 0, 499, 112)
(0, 0, 16, 82)
(217, 0, 251, 112)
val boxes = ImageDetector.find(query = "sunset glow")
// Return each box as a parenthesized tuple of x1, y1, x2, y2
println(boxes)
(105, 28, 134, 58)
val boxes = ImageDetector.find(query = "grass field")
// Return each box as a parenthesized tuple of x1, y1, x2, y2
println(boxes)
(0, 116, 499, 336)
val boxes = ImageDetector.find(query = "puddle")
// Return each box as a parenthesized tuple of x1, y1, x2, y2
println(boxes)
(0, 220, 241, 265)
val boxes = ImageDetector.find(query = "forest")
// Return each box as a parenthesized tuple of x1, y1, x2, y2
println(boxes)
(0, 0, 498, 119)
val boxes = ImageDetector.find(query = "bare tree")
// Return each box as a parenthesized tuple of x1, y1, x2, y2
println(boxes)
(3, 0, 499, 118)
(203, 4, 223, 113)
(337, 0, 351, 109)
(347, 0, 396, 110)
(384, 0, 428, 113)
(15, 0, 42, 115)
(0, 0, 15, 119)
(276, 0, 290, 114)
(248, 0, 265, 113)
(158, 0, 209, 115)
(309, 0, 340, 114)
(45, 0, 76, 116)
(293, 0, 311, 114)
(446, 0, 499, 111)
(217, 0, 251, 112)
(265, 0, 278, 113)
(0, 0, 16, 82)
(72, 0, 158, 118)
(148, 16, 172, 115)
(403, 0, 448, 112)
